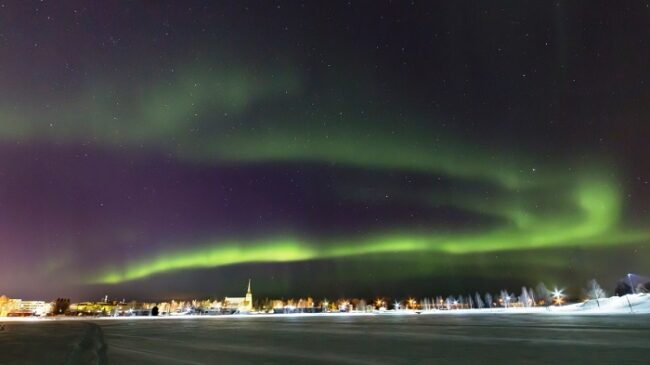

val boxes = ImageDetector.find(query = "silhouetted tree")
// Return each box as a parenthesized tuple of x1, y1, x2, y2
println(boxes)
(53, 298, 70, 315)
(484, 293, 493, 308)
(615, 281, 632, 296)
(535, 283, 553, 307)
(474, 292, 484, 309)
(585, 279, 607, 308)
(151, 306, 159, 316)
(520, 287, 531, 307)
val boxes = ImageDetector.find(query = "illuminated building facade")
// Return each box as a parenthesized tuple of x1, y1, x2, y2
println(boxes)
(0, 296, 50, 316)
(223, 279, 253, 312)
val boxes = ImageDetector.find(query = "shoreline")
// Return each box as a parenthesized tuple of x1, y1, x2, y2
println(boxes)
(3, 293, 649, 321)
(2, 307, 647, 322)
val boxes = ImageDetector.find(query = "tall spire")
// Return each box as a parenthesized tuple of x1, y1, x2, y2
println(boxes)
(247, 278, 251, 294)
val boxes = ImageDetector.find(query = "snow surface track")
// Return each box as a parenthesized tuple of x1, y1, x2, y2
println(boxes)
(63, 322, 108, 365)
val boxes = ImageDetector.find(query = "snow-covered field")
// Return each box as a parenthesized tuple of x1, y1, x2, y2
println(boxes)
(2, 313, 650, 365)
(1, 294, 650, 365)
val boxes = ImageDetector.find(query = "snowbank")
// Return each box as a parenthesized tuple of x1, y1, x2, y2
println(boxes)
(415, 293, 650, 315)
(561, 293, 650, 314)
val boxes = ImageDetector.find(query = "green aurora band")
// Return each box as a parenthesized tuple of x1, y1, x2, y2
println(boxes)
(0, 61, 645, 284)
(94, 176, 648, 284)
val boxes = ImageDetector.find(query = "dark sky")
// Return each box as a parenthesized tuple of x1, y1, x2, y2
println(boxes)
(0, 1, 649, 301)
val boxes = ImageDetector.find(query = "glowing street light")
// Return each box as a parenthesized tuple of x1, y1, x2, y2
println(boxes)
(408, 298, 417, 309)
(552, 288, 565, 306)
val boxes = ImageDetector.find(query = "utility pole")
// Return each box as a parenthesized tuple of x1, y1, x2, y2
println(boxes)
(625, 295, 634, 314)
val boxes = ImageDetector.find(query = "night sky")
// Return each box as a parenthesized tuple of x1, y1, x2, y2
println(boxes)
(1, 1, 649, 301)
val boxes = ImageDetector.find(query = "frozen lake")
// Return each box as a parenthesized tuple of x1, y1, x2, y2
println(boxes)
(1, 314, 649, 364)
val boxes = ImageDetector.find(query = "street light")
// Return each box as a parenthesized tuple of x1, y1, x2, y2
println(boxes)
(552, 288, 565, 306)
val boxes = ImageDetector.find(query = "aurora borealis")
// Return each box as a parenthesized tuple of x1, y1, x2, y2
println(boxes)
(1, 1, 649, 300)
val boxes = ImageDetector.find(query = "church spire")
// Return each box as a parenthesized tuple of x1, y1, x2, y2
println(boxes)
(247, 278, 251, 294)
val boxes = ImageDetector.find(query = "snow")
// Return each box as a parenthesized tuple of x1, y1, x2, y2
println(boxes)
(1, 295, 650, 364)
(568, 293, 650, 314)
(2, 311, 650, 365)
(412, 293, 650, 315)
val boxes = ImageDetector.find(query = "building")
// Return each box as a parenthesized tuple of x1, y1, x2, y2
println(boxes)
(70, 301, 118, 315)
(17, 300, 49, 316)
(223, 279, 253, 313)
(0, 297, 50, 317)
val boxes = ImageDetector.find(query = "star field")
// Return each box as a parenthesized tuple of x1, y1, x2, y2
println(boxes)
(0, 1, 649, 300)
